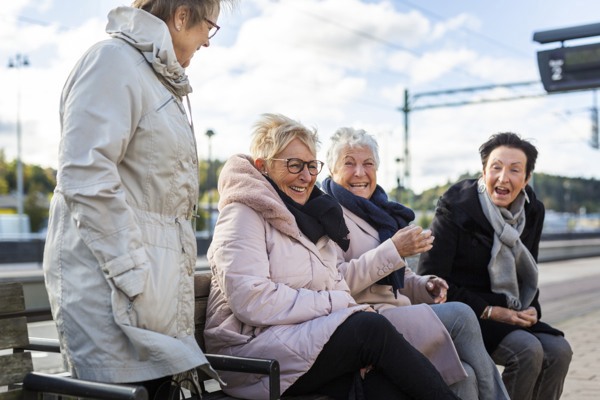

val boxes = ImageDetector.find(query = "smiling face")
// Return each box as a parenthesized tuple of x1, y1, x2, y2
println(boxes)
(262, 138, 318, 205)
(482, 145, 530, 208)
(331, 145, 377, 199)
(169, 6, 220, 68)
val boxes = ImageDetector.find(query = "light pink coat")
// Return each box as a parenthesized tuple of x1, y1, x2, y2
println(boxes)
(204, 155, 369, 399)
(337, 207, 467, 385)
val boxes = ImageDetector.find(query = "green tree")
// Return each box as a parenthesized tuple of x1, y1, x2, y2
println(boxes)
(24, 183, 49, 232)
(26, 164, 56, 193)
(0, 150, 8, 195)
(197, 159, 224, 232)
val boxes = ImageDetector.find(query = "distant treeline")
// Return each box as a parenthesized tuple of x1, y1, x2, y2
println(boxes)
(403, 172, 600, 214)
(1, 150, 598, 232)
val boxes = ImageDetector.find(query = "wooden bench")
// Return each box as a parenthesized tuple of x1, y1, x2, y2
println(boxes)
(1, 281, 148, 399)
(193, 271, 329, 400)
(13, 273, 330, 399)
(193, 271, 281, 399)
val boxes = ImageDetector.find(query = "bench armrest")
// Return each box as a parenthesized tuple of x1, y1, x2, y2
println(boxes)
(23, 338, 281, 400)
(206, 353, 280, 400)
(17, 337, 61, 353)
(23, 372, 148, 400)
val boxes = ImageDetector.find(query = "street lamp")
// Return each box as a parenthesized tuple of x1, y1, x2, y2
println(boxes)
(395, 157, 403, 203)
(205, 129, 215, 237)
(8, 53, 30, 233)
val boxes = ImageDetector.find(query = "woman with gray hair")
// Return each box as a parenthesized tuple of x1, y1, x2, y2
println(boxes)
(204, 113, 460, 399)
(43, 0, 233, 397)
(323, 127, 509, 400)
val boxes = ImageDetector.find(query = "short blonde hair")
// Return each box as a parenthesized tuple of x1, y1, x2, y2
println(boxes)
(250, 113, 319, 161)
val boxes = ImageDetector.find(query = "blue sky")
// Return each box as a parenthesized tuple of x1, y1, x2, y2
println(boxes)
(1, 0, 600, 195)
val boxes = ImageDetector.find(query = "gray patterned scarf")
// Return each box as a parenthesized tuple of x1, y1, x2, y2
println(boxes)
(477, 178, 538, 310)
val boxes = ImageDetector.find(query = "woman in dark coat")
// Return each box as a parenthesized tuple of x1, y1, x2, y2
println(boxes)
(418, 132, 572, 400)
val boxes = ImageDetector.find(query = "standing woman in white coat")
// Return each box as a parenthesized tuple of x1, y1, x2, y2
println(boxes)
(204, 113, 460, 400)
(43, 0, 233, 397)
(323, 127, 509, 400)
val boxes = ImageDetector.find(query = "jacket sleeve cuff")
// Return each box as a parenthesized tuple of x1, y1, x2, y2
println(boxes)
(101, 247, 149, 298)
(329, 291, 355, 312)
(412, 274, 437, 303)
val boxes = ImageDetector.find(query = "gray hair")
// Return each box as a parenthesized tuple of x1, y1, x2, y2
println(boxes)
(131, 0, 235, 28)
(326, 127, 380, 172)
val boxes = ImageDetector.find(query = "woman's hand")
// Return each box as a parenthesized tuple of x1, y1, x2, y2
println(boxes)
(360, 365, 374, 379)
(390, 225, 434, 258)
(489, 305, 538, 327)
(426, 277, 449, 303)
(517, 307, 538, 326)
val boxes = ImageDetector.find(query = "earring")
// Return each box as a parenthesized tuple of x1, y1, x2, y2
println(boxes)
(176, 25, 181, 31)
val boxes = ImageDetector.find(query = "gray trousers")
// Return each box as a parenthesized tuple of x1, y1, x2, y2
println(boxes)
(431, 302, 510, 400)
(491, 329, 572, 400)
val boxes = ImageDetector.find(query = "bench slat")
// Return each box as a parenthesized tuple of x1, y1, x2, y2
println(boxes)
(194, 297, 208, 351)
(0, 282, 26, 315)
(0, 389, 25, 400)
(0, 316, 29, 350)
(0, 283, 31, 398)
(0, 352, 33, 387)
(194, 271, 211, 298)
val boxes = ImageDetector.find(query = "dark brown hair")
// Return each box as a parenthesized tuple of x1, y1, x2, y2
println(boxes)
(479, 132, 538, 180)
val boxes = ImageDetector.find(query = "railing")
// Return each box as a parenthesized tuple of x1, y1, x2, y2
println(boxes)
(2, 232, 600, 264)
(2, 233, 600, 323)
(0, 237, 213, 264)
(538, 237, 600, 262)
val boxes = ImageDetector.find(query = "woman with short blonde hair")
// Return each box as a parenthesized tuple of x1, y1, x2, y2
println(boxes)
(204, 113, 460, 399)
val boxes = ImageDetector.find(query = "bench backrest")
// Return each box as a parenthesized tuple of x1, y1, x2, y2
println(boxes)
(194, 271, 218, 388)
(193, 271, 330, 400)
(194, 271, 212, 352)
(0, 282, 33, 400)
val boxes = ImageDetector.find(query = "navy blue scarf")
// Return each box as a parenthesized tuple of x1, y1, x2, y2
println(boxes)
(266, 176, 350, 251)
(323, 177, 416, 295)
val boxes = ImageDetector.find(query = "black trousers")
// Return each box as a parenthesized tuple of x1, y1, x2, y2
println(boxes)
(284, 311, 460, 400)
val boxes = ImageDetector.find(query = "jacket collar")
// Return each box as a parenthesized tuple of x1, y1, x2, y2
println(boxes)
(342, 206, 380, 243)
(218, 154, 301, 239)
(106, 6, 192, 98)
(439, 178, 540, 239)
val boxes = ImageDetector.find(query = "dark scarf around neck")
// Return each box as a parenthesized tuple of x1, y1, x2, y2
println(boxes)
(323, 177, 416, 295)
(266, 176, 350, 251)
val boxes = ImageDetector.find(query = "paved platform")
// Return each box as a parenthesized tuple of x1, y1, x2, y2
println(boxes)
(556, 308, 600, 399)
(537, 257, 600, 399)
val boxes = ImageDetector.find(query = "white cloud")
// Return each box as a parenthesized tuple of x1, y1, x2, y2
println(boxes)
(1, 0, 599, 198)
(429, 13, 480, 42)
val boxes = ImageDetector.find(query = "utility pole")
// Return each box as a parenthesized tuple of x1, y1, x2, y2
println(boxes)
(592, 90, 599, 149)
(395, 157, 403, 203)
(8, 53, 30, 233)
(401, 89, 412, 206)
(205, 129, 215, 237)
(399, 81, 543, 206)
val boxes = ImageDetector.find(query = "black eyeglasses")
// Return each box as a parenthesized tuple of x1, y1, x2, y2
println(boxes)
(270, 158, 324, 176)
(204, 17, 220, 39)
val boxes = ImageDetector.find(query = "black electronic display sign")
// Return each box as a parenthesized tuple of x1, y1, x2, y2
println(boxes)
(537, 42, 600, 93)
